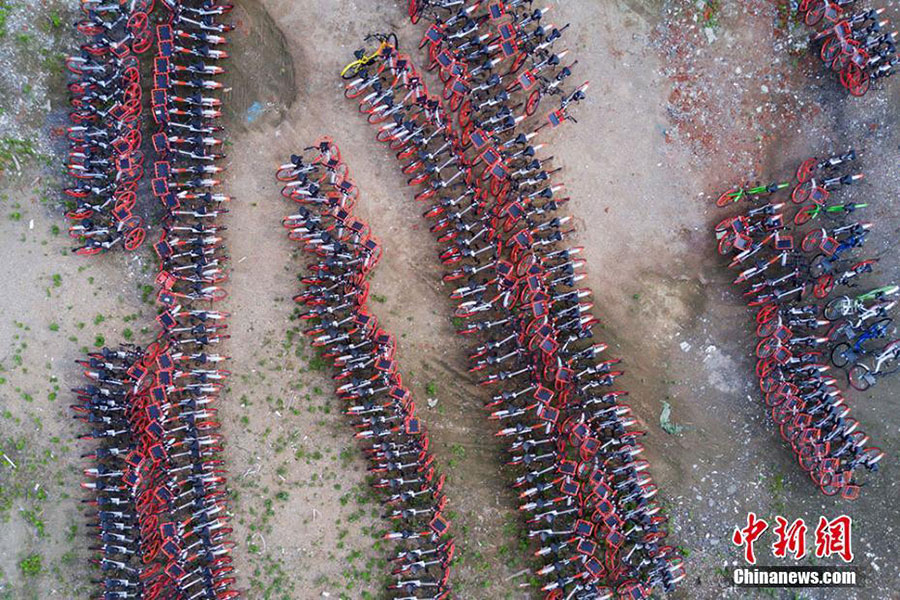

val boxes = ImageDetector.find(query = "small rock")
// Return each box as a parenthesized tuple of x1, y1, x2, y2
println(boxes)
(680, 341, 692, 352)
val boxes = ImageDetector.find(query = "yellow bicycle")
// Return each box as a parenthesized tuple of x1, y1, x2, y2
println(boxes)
(340, 33, 399, 80)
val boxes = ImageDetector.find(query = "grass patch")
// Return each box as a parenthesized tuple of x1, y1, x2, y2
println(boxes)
(0, 1, 10, 38)
(308, 354, 327, 371)
(0, 137, 37, 173)
(19, 553, 42, 576)
(701, 0, 720, 29)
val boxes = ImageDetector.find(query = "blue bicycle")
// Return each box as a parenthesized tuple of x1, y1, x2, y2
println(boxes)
(831, 318, 895, 368)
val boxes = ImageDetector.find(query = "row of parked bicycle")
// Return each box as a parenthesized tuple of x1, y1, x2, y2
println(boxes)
(714, 149, 893, 499)
(63, 0, 156, 254)
(72, 1, 239, 599)
(798, 0, 899, 95)
(336, 1, 684, 597)
(275, 140, 454, 599)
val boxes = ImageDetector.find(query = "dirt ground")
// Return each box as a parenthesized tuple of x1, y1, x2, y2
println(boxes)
(1, 0, 899, 599)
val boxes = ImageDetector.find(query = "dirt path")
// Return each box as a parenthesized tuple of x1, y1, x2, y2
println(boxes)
(1, 0, 899, 599)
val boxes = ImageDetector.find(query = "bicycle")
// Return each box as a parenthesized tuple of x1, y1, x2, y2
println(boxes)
(830, 318, 894, 367)
(716, 182, 790, 207)
(341, 33, 400, 80)
(793, 200, 867, 225)
(795, 149, 856, 182)
(823, 285, 900, 320)
(848, 339, 900, 390)
(337, 13, 679, 595)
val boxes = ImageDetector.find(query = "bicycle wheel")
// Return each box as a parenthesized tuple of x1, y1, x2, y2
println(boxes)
(449, 91, 464, 112)
(818, 472, 842, 496)
(65, 58, 86, 76)
(414, 187, 436, 202)
(756, 336, 780, 359)
(801, 229, 826, 253)
(848, 68, 870, 97)
(756, 303, 779, 324)
(863, 446, 885, 467)
(872, 318, 895, 341)
(423, 204, 444, 219)
(796, 158, 817, 183)
(408, 0, 422, 23)
(756, 317, 781, 339)
(798, 446, 818, 472)
(760, 373, 783, 394)
(748, 292, 775, 308)
(717, 231, 737, 255)
(341, 60, 365, 80)
(756, 357, 775, 378)
(820, 37, 841, 63)
(492, 177, 510, 200)
(715, 188, 740, 207)
(278, 164, 303, 181)
(831, 50, 853, 73)
(714, 215, 736, 232)
(123, 65, 141, 87)
(830, 342, 852, 368)
(508, 51, 528, 76)
(783, 417, 803, 443)
(408, 170, 431, 186)
(458, 100, 472, 130)
(826, 319, 849, 342)
(813, 274, 833, 298)
(344, 77, 371, 99)
(823, 296, 850, 321)
(132, 28, 154, 54)
(765, 389, 787, 408)
(772, 404, 792, 426)
(809, 256, 831, 281)
(74, 245, 103, 256)
(525, 90, 540, 116)
(793, 204, 818, 225)
(76, 20, 104, 36)
(880, 341, 900, 374)
(805, 0, 826, 26)
(127, 11, 149, 35)
(208, 288, 229, 302)
(791, 181, 812, 204)
(67, 208, 93, 220)
(847, 364, 872, 391)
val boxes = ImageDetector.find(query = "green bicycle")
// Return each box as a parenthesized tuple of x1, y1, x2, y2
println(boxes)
(823, 285, 900, 321)
(793, 201, 868, 226)
(716, 182, 790, 207)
